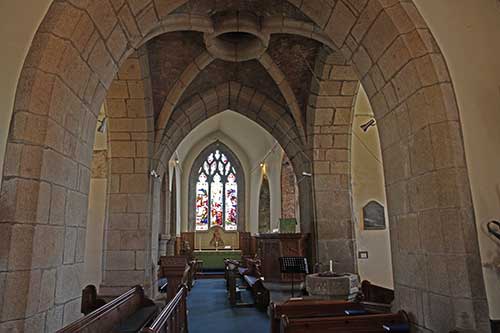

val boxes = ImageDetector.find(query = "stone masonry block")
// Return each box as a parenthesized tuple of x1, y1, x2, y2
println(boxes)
(120, 230, 146, 250)
(105, 251, 136, 270)
(55, 264, 82, 304)
(120, 174, 149, 193)
(33, 225, 64, 269)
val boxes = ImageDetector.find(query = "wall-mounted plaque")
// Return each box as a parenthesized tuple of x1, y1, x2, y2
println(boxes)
(363, 201, 386, 230)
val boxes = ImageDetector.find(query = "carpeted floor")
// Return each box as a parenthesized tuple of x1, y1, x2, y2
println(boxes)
(187, 279, 270, 333)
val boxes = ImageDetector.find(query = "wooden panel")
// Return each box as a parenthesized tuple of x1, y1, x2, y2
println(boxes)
(255, 233, 308, 283)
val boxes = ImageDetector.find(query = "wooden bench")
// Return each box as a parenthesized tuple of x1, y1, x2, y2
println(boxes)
(270, 299, 369, 333)
(158, 256, 193, 302)
(243, 274, 270, 310)
(280, 311, 409, 333)
(224, 258, 269, 309)
(141, 285, 188, 333)
(81, 285, 106, 315)
(361, 280, 395, 305)
(57, 285, 158, 333)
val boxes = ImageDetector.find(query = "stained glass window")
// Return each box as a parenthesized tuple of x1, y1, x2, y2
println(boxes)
(195, 149, 238, 231)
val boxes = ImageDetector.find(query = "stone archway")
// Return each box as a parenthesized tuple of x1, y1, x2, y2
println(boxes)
(0, 1, 488, 331)
(158, 84, 315, 237)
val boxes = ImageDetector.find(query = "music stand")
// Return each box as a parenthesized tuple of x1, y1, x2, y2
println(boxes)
(279, 257, 309, 297)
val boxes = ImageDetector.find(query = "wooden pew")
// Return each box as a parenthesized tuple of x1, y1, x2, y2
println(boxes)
(361, 280, 394, 305)
(224, 257, 269, 309)
(158, 256, 193, 302)
(141, 285, 188, 333)
(57, 285, 158, 333)
(270, 299, 368, 333)
(280, 311, 409, 333)
(81, 285, 106, 315)
(243, 274, 270, 310)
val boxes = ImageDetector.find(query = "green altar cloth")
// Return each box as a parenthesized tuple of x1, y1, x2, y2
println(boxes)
(194, 250, 242, 270)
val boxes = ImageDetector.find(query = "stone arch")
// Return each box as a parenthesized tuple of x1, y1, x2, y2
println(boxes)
(159, 82, 310, 177)
(296, 2, 487, 330)
(187, 141, 246, 232)
(157, 83, 316, 237)
(0, 0, 488, 331)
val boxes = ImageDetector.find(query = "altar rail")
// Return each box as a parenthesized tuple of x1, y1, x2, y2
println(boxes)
(141, 285, 188, 333)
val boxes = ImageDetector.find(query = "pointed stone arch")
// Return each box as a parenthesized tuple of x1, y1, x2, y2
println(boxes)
(0, 1, 488, 330)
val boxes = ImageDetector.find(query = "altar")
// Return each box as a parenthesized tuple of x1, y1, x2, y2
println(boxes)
(181, 226, 244, 271)
(194, 250, 242, 270)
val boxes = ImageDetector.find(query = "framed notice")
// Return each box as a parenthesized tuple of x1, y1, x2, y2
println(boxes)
(363, 201, 386, 230)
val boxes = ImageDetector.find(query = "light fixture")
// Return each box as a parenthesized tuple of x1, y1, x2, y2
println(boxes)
(260, 162, 265, 168)
(360, 118, 376, 132)
(302, 172, 312, 177)
(150, 170, 160, 179)
(97, 117, 107, 133)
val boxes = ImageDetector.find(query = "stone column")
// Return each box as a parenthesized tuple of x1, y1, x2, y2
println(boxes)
(100, 51, 155, 296)
(308, 49, 359, 273)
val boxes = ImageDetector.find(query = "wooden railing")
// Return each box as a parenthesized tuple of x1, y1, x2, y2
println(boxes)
(141, 285, 188, 333)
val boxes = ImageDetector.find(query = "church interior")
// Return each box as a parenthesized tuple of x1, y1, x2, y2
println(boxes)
(0, 0, 500, 332)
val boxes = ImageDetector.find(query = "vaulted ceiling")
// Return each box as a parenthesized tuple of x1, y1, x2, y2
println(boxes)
(142, 0, 337, 146)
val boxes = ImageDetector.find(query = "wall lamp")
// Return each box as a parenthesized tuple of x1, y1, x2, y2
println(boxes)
(97, 117, 107, 133)
(360, 118, 376, 132)
(150, 170, 160, 179)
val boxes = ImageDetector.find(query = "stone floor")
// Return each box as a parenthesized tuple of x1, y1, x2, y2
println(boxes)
(187, 279, 269, 333)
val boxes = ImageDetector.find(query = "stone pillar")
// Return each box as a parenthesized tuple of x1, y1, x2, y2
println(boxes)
(308, 49, 359, 273)
(101, 51, 155, 296)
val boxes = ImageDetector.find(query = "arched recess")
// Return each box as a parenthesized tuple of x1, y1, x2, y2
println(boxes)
(258, 175, 271, 233)
(281, 154, 297, 220)
(187, 141, 245, 232)
(0, 1, 489, 331)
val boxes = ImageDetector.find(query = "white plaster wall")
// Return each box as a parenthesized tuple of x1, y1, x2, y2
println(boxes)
(82, 107, 108, 288)
(82, 178, 107, 287)
(0, 0, 52, 189)
(352, 86, 394, 289)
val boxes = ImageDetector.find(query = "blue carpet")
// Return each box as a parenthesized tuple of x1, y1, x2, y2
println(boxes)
(187, 279, 269, 333)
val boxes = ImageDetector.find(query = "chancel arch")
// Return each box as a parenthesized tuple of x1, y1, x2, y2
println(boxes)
(0, 1, 494, 331)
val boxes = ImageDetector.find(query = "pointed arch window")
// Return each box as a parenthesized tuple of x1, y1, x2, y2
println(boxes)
(195, 148, 239, 231)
